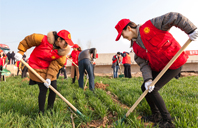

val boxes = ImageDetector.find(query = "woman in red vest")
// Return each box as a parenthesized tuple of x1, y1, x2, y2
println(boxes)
(14, 30, 73, 114)
(69, 44, 81, 84)
(121, 51, 131, 78)
(0, 50, 8, 81)
(115, 12, 198, 127)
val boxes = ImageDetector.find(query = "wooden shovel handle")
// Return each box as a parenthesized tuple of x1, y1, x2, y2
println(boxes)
(66, 56, 79, 68)
(66, 56, 88, 74)
(126, 39, 192, 117)
(20, 59, 77, 111)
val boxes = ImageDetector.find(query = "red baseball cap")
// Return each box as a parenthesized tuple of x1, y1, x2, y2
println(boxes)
(71, 44, 79, 48)
(115, 19, 130, 41)
(57, 30, 74, 46)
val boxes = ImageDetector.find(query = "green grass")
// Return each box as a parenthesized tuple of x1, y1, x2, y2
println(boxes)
(0, 75, 198, 128)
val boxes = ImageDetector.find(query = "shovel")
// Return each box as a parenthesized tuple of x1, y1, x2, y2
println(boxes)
(20, 59, 86, 120)
(118, 39, 192, 124)
(0, 68, 11, 76)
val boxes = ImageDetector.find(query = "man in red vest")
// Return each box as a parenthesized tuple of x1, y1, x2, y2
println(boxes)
(111, 52, 121, 78)
(121, 51, 132, 78)
(115, 12, 198, 127)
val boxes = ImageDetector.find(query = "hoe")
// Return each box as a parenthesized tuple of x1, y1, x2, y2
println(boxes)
(20, 59, 86, 120)
(117, 38, 192, 124)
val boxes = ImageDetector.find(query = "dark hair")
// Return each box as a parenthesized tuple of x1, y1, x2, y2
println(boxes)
(77, 47, 82, 52)
(53, 31, 65, 41)
(117, 52, 121, 55)
(0, 53, 5, 57)
(53, 31, 66, 49)
(123, 21, 137, 30)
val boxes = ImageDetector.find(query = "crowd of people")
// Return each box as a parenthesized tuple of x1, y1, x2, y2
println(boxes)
(1, 12, 198, 128)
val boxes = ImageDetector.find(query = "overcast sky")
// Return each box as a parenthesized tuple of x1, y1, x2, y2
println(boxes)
(0, 0, 198, 57)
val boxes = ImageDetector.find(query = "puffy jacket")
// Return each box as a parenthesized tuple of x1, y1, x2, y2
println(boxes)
(17, 32, 70, 82)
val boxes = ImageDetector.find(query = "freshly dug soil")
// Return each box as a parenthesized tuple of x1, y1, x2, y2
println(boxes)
(95, 82, 109, 90)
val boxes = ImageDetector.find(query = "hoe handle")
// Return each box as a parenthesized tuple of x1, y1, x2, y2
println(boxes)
(125, 38, 192, 117)
(66, 56, 79, 68)
(66, 56, 88, 78)
(20, 59, 78, 112)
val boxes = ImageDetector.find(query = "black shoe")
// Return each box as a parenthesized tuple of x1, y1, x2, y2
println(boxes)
(141, 113, 162, 123)
(154, 120, 175, 128)
(38, 110, 44, 115)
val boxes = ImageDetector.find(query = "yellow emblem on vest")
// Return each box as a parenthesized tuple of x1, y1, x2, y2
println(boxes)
(51, 56, 56, 59)
(144, 27, 150, 34)
(68, 34, 71, 39)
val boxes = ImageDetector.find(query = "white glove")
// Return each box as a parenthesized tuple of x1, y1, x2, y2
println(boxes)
(93, 59, 96, 62)
(145, 79, 155, 93)
(15, 53, 23, 61)
(189, 29, 198, 41)
(44, 79, 51, 88)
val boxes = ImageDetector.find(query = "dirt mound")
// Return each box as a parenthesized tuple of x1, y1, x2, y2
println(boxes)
(95, 82, 109, 90)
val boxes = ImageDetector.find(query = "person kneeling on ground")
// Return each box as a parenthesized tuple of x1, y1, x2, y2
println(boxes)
(78, 48, 97, 91)
(15, 30, 73, 114)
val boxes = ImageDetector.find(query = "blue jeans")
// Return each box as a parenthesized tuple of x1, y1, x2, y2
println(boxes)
(113, 65, 119, 78)
(78, 59, 95, 90)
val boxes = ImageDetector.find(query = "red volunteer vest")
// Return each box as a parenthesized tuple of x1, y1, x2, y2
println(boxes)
(0, 56, 7, 66)
(29, 36, 62, 69)
(133, 20, 188, 71)
(16, 61, 20, 67)
(122, 54, 131, 64)
(71, 50, 80, 66)
(112, 55, 121, 64)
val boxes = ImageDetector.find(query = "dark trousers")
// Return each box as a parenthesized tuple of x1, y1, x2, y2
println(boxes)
(0, 66, 5, 81)
(78, 59, 94, 90)
(93, 64, 95, 78)
(12, 58, 15, 64)
(72, 68, 76, 83)
(8, 58, 11, 64)
(17, 67, 20, 76)
(57, 67, 67, 79)
(141, 67, 182, 120)
(38, 80, 57, 113)
(124, 64, 131, 78)
(21, 67, 28, 78)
